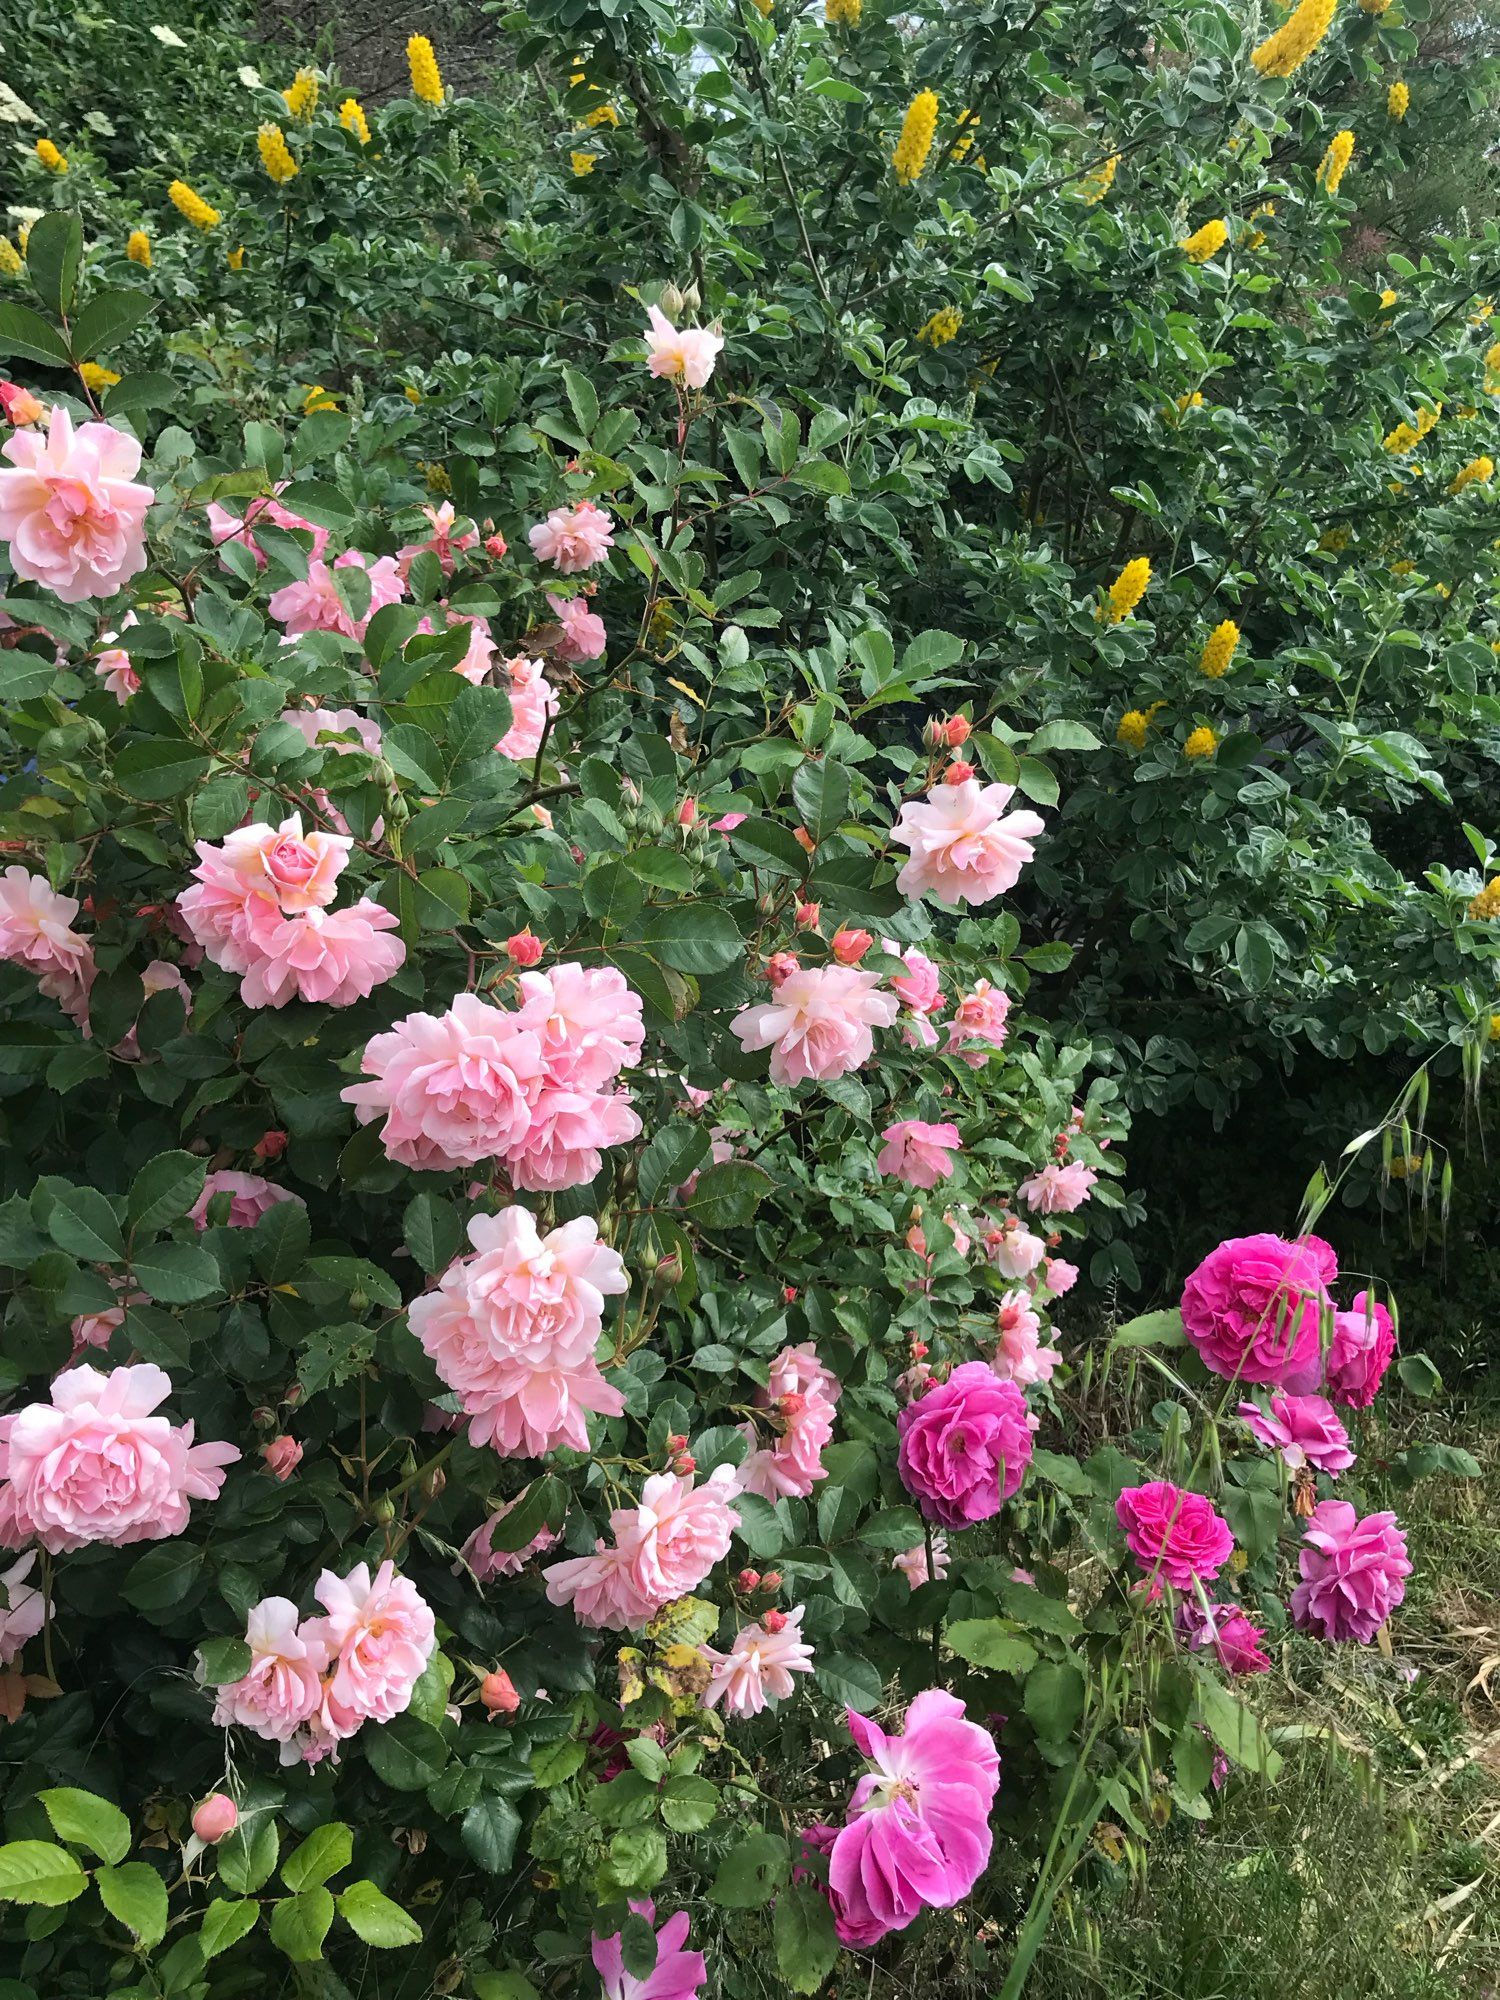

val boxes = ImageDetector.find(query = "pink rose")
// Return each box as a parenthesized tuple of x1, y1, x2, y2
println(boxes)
(302, 1559, 435, 1726)
(347, 994, 545, 1169)
(0, 866, 94, 1016)
(701, 1604, 815, 1717)
(945, 979, 1010, 1065)
(1181, 1232, 1337, 1387)
(736, 1341, 841, 1500)
(1237, 1391, 1354, 1473)
(892, 1533, 949, 1589)
(512, 962, 646, 1091)
(992, 1290, 1061, 1387)
(235, 901, 406, 1009)
(592, 1903, 705, 2000)
(208, 486, 330, 568)
(279, 704, 383, 759)
(212, 1595, 326, 1746)
(885, 944, 944, 1016)
(459, 1355, 625, 1458)
(218, 813, 352, 915)
(190, 1170, 304, 1231)
(897, 1362, 1034, 1527)
(984, 1218, 1047, 1280)
(397, 501, 477, 577)
(891, 778, 1046, 908)
(1290, 1499, 1410, 1643)
(0, 382, 46, 426)
(458, 1493, 560, 1581)
(0, 1363, 238, 1553)
(1115, 1480, 1234, 1592)
(0, 1552, 47, 1665)
(827, 1692, 1000, 1946)
(877, 1118, 962, 1188)
(267, 551, 406, 640)
(496, 653, 559, 761)
(1016, 1159, 1097, 1214)
(0, 407, 153, 601)
(1175, 1598, 1271, 1674)
(260, 1435, 304, 1482)
(1041, 1255, 1079, 1296)
(1325, 1290, 1396, 1408)
(731, 964, 899, 1086)
(528, 499, 616, 574)
(644, 305, 724, 389)
(545, 591, 606, 662)
(504, 1084, 642, 1192)
(546, 1467, 740, 1629)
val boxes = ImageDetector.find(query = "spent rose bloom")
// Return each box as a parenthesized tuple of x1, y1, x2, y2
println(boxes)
(1325, 1290, 1397, 1408)
(528, 499, 616, 573)
(546, 590, 606, 661)
(702, 1604, 815, 1717)
(1017, 1160, 1098, 1214)
(891, 778, 1046, 908)
(546, 1467, 741, 1629)
(267, 551, 406, 640)
(190, 1170, 304, 1231)
(1238, 1391, 1354, 1474)
(458, 1492, 560, 1581)
(1181, 1232, 1337, 1387)
(208, 486, 330, 568)
(827, 1692, 1001, 1947)
(1176, 1598, 1272, 1675)
(737, 1341, 841, 1500)
(592, 1902, 706, 2000)
(897, 1363, 1035, 1527)
(303, 1559, 436, 1726)
(1290, 1499, 1411, 1643)
(731, 964, 899, 1086)
(0, 1363, 238, 1554)
(893, 1533, 950, 1589)
(877, 1119, 962, 1188)
(397, 501, 477, 577)
(1115, 1480, 1234, 1592)
(0, 1551, 47, 1665)
(644, 305, 724, 389)
(0, 407, 153, 601)
(992, 1290, 1062, 1387)
(212, 1595, 326, 1745)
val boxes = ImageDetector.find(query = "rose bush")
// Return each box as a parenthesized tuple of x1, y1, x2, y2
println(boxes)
(0, 2, 1478, 1995)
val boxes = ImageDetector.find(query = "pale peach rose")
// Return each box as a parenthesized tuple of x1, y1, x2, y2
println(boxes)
(644, 305, 724, 388)
(891, 778, 1046, 908)
(0, 407, 153, 602)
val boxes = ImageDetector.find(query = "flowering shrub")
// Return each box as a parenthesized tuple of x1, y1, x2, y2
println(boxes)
(0, 2, 1472, 1994)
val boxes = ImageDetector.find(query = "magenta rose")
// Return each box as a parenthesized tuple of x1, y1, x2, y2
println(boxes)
(896, 1362, 1034, 1527)
(1116, 1480, 1234, 1592)
(1324, 1290, 1396, 1408)
(1290, 1499, 1410, 1643)
(1180, 1232, 1337, 1387)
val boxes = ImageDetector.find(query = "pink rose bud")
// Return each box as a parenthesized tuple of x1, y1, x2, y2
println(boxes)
(484, 533, 508, 558)
(783, 1284, 799, 1303)
(736, 1568, 761, 1592)
(252, 1128, 288, 1162)
(765, 952, 800, 986)
(762, 1608, 788, 1634)
(760, 1570, 782, 1592)
(505, 928, 544, 967)
(480, 1668, 521, 1715)
(943, 714, 972, 746)
(0, 382, 46, 426)
(793, 826, 817, 853)
(673, 1452, 696, 1475)
(532, 805, 554, 830)
(676, 797, 698, 827)
(192, 1794, 238, 1843)
(666, 1434, 688, 1453)
(911, 1340, 929, 1359)
(831, 927, 873, 965)
(795, 901, 821, 930)
(260, 1435, 303, 1481)
(944, 760, 976, 785)
(653, 1251, 683, 1286)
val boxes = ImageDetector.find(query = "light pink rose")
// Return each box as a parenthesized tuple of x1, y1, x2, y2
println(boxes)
(1116, 1480, 1234, 1592)
(190, 1170, 304, 1230)
(212, 1595, 327, 1745)
(301, 1559, 435, 1728)
(702, 1605, 814, 1717)
(891, 778, 1046, 908)
(0, 1363, 239, 1553)
(893, 1533, 949, 1589)
(512, 962, 646, 1090)
(219, 812, 352, 915)
(344, 993, 545, 1170)
(506, 1085, 643, 1192)
(592, 1902, 706, 2000)
(885, 944, 944, 1016)
(458, 1492, 560, 1581)
(1290, 1499, 1410, 1643)
(877, 1119, 962, 1188)
(945, 979, 1010, 1065)
(260, 1435, 304, 1481)
(983, 1218, 1047, 1280)
(279, 705, 383, 759)
(545, 591, 606, 662)
(208, 486, 329, 568)
(644, 305, 724, 389)
(1238, 1391, 1354, 1473)
(1181, 1232, 1337, 1388)
(731, 964, 899, 1086)
(736, 1341, 841, 1500)
(1041, 1255, 1079, 1296)
(546, 1467, 740, 1629)
(235, 901, 406, 1009)
(1325, 1290, 1396, 1408)
(528, 499, 616, 574)
(0, 1551, 47, 1665)
(0, 407, 153, 601)
(992, 1290, 1062, 1387)
(267, 551, 406, 640)
(459, 1355, 625, 1458)
(898, 1363, 1034, 1527)
(94, 612, 141, 701)
(397, 501, 477, 577)
(0, 866, 94, 1011)
(496, 653, 559, 761)
(1017, 1160, 1098, 1215)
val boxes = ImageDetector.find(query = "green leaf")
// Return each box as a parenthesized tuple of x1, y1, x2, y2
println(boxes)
(774, 1881, 840, 1994)
(70, 287, 154, 362)
(362, 1715, 449, 1792)
(129, 1239, 221, 1303)
(461, 1796, 522, 1875)
(789, 458, 851, 496)
(269, 1887, 335, 1962)
(709, 1831, 790, 1908)
(338, 1878, 422, 1948)
(1025, 1660, 1087, 1741)
(1108, 1308, 1186, 1350)
(637, 1124, 712, 1206)
(278, 479, 354, 527)
(633, 904, 744, 974)
(790, 760, 850, 843)
(217, 1814, 279, 1895)
(945, 1620, 1040, 1676)
(0, 1842, 87, 1906)
(403, 1191, 463, 1273)
(682, 1161, 772, 1230)
(114, 738, 212, 801)
(196, 1637, 252, 1685)
(25, 211, 82, 318)
(812, 1650, 884, 1713)
(0, 301, 73, 368)
(1196, 1676, 1282, 1781)
(199, 1896, 260, 1959)
(660, 1775, 719, 1833)
(1028, 718, 1104, 754)
(251, 1199, 310, 1285)
(1016, 754, 1060, 807)
(281, 1823, 352, 1893)
(128, 1152, 207, 1235)
(44, 1186, 125, 1263)
(97, 1862, 169, 1947)
(530, 1738, 587, 1788)
(728, 817, 810, 877)
(562, 365, 599, 437)
(472, 1976, 542, 2000)
(1234, 922, 1278, 993)
(899, 628, 965, 674)
(103, 371, 179, 418)
(39, 1789, 130, 1866)
(121, 1542, 202, 1613)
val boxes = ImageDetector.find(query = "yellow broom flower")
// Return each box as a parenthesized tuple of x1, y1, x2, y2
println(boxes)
(79, 362, 120, 393)
(952, 109, 979, 162)
(1387, 80, 1408, 119)
(0, 237, 22, 277)
(1467, 877, 1500, 920)
(1472, 299, 1494, 326)
(1198, 620, 1240, 678)
(1180, 218, 1228, 263)
(892, 90, 939, 185)
(168, 180, 221, 230)
(1252, 0, 1339, 78)
(257, 123, 298, 185)
(1102, 556, 1152, 624)
(1416, 404, 1441, 436)
(1116, 708, 1150, 750)
(583, 102, 619, 127)
(1379, 287, 1397, 309)
(571, 151, 597, 176)
(827, 0, 861, 21)
(302, 384, 339, 413)
(1080, 153, 1118, 203)
(283, 68, 319, 121)
(1360, 0, 1390, 10)
(1449, 455, 1494, 494)
(227, 245, 246, 270)
(126, 229, 151, 267)
(1484, 338, 1500, 391)
(1316, 129, 1355, 194)
(340, 98, 371, 145)
(36, 138, 67, 173)
(408, 34, 444, 105)
(917, 306, 963, 346)
(1184, 725, 1219, 759)
(750, 0, 773, 13)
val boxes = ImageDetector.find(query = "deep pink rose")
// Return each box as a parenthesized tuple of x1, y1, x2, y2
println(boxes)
(1290, 1499, 1410, 1643)
(1237, 1391, 1354, 1473)
(1325, 1291, 1396, 1408)
(1180, 1232, 1337, 1387)
(1115, 1480, 1234, 1592)
(897, 1362, 1034, 1527)
(592, 1901, 705, 2000)
(1175, 1598, 1271, 1675)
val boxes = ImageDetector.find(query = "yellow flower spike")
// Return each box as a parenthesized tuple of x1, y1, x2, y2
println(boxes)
(1102, 556, 1152, 624)
(1198, 620, 1241, 678)
(257, 123, 298, 185)
(1184, 725, 1219, 759)
(1116, 708, 1150, 750)
(168, 180, 222, 230)
(79, 362, 120, 393)
(283, 68, 319, 120)
(16, 224, 29, 254)
(1379, 287, 1397, 309)
(1316, 129, 1355, 194)
(126, 229, 151, 267)
(339, 97, 371, 145)
(1251, 0, 1339, 79)
(1180, 218, 1228, 263)
(917, 306, 963, 346)
(1449, 455, 1494, 494)
(1488, 1012, 1500, 1041)
(302, 384, 339, 413)
(952, 109, 979, 163)
(0, 236, 24, 277)
(892, 90, 939, 185)
(1387, 79, 1409, 119)
(1079, 153, 1118, 203)
(227, 244, 246, 270)
(1467, 877, 1500, 920)
(408, 34, 445, 106)
(583, 102, 619, 127)
(1416, 403, 1441, 436)
(404, 383, 423, 404)
(1472, 299, 1494, 326)
(827, 0, 861, 20)
(36, 138, 68, 173)
(1360, 0, 1391, 11)
(570, 151, 597, 176)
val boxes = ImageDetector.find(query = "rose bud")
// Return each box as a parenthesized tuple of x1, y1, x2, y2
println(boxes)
(765, 951, 800, 986)
(942, 714, 972, 746)
(192, 1794, 238, 1843)
(943, 760, 976, 785)
(260, 1435, 303, 1482)
(831, 927, 873, 965)
(760, 1570, 783, 1593)
(672, 1452, 696, 1475)
(736, 1568, 762, 1593)
(252, 1128, 288, 1162)
(505, 929, 544, 967)
(762, 1609, 788, 1634)
(676, 797, 698, 827)
(795, 901, 821, 930)
(480, 1668, 521, 1715)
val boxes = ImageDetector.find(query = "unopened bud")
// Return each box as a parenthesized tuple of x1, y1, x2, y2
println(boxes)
(505, 928, 544, 967)
(831, 926, 872, 965)
(653, 1251, 683, 1287)
(421, 1464, 447, 1501)
(765, 952, 800, 986)
(760, 1570, 782, 1593)
(910, 1340, 929, 1360)
(480, 1668, 521, 1715)
(659, 282, 687, 319)
(782, 1284, 798, 1303)
(736, 1568, 761, 1592)
(943, 760, 976, 785)
(941, 713, 972, 746)
(672, 1452, 696, 1475)
(484, 532, 508, 559)
(676, 796, 698, 828)
(192, 1794, 238, 1843)
(253, 1128, 288, 1161)
(793, 826, 817, 853)
(795, 901, 821, 930)
(762, 1608, 788, 1634)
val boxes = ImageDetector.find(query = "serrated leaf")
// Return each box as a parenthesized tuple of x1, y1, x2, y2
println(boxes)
(338, 1878, 422, 1947)
(269, 1887, 335, 1962)
(281, 1823, 352, 1893)
(38, 1790, 130, 1866)
(97, 1862, 168, 1946)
